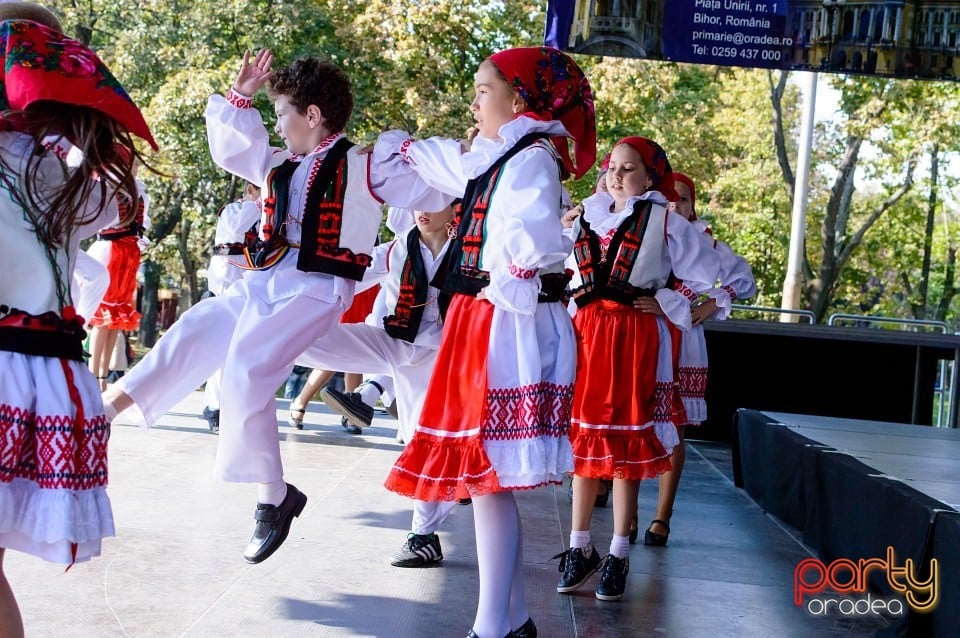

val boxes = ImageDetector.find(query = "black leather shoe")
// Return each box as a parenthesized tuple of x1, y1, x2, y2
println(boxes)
(466, 630, 512, 638)
(320, 387, 374, 428)
(644, 519, 670, 547)
(243, 483, 307, 564)
(509, 617, 537, 638)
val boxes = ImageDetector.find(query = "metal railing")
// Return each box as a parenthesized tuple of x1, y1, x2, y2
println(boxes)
(827, 313, 949, 333)
(731, 304, 817, 324)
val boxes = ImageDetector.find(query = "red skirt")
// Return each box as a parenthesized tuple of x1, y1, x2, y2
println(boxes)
(384, 295, 500, 501)
(339, 285, 379, 324)
(570, 300, 674, 481)
(88, 236, 141, 330)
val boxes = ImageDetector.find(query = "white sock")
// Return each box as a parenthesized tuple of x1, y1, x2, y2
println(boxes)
(102, 402, 117, 422)
(357, 382, 381, 407)
(569, 530, 592, 551)
(609, 534, 631, 559)
(257, 481, 287, 506)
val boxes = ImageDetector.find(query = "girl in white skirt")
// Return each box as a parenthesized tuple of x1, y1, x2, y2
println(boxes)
(0, 6, 157, 635)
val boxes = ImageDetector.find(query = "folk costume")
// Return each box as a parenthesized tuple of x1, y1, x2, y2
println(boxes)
(373, 47, 596, 638)
(86, 178, 150, 331)
(113, 88, 385, 486)
(375, 54, 596, 502)
(565, 139, 721, 481)
(669, 172, 755, 426)
(0, 19, 156, 564)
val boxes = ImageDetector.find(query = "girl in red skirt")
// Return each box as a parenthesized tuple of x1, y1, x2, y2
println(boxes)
(373, 46, 596, 638)
(86, 161, 149, 389)
(557, 137, 721, 601)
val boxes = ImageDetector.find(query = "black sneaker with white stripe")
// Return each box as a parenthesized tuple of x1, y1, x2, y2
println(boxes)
(390, 532, 443, 567)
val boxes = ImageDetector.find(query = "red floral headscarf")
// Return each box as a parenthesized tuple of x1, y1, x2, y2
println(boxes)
(671, 172, 697, 220)
(0, 19, 158, 150)
(614, 136, 677, 201)
(488, 46, 596, 180)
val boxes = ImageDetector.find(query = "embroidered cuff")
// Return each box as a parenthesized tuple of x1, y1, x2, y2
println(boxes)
(399, 138, 414, 163)
(722, 285, 737, 301)
(675, 281, 698, 303)
(509, 264, 538, 280)
(226, 88, 253, 109)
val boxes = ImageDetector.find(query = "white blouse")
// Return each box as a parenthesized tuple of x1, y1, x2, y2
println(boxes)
(0, 131, 118, 316)
(570, 190, 721, 330)
(373, 116, 573, 315)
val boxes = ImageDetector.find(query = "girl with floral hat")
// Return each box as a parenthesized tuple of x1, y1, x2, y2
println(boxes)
(372, 46, 596, 638)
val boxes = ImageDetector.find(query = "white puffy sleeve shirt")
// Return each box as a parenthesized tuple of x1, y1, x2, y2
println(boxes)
(372, 117, 573, 315)
(707, 232, 756, 319)
(0, 131, 118, 316)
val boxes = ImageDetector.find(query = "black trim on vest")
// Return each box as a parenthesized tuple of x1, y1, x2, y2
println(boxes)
(573, 199, 658, 308)
(382, 229, 429, 343)
(297, 138, 361, 278)
(434, 133, 551, 297)
(249, 159, 299, 268)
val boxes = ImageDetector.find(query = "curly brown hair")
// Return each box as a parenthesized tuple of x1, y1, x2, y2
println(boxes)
(267, 57, 353, 133)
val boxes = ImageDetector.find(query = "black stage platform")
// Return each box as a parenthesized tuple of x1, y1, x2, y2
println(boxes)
(735, 410, 960, 638)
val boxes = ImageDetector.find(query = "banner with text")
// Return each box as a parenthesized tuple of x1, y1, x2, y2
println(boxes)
(544, 0, 960, 81)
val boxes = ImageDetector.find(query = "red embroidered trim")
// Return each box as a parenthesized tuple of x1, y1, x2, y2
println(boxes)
(722, 285, 737, 301)
(399, 138, 413, 163)
(309, 132, 344, 156)
(508, 264, 538, 280)
(0, 403, 109, 489)
(678, 365, 708, 398)
(483, 381, 573, 440)
(676, 281, 697, 302)
(225, 89, 252, 109)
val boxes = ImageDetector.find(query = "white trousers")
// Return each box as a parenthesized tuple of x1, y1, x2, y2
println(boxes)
(296, 323, 436, 445)
(117, 291, 344, 483)
(296, 323, 450, 533)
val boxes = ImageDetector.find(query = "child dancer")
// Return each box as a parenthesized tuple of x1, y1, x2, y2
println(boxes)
(557, 138, 720, 602)
(644, 171, 756, 546)
(296, 202, 459, 568)
(102, 50, 391, 564)
(86, 163, 150, 389)
(373, 46, 596, 638)
(0, 8, 157, 635)
(200, 182, 261, 433)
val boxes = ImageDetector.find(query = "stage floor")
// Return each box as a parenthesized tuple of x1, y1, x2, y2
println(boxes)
(10, 395, 892, 637)
(764, 411, 960, 510)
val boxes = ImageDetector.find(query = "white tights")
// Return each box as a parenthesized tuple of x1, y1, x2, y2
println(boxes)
(471, 491, 528, 638)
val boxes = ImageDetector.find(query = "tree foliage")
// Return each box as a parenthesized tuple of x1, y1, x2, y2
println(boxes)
(45, 1, 960, 331)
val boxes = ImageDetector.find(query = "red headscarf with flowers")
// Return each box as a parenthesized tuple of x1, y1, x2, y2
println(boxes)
(614, 136, 678, 201)
(488, 46, 596, 180)
(0, 19, 158, 150)
(671, 171, 697, 220)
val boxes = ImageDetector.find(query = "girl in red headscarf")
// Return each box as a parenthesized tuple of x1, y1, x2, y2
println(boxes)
(0, 6, 156, 635)
(372, 46, 596, 638)
(557, 138, 720, 602)
(644, 172, 756, 547)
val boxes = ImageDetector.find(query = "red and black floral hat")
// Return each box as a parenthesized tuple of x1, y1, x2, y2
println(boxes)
(0, 19, 158, 150)
(614, 136, 677, 201)
(488, 46, 596, 180)
(671, 171, 697, 220)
